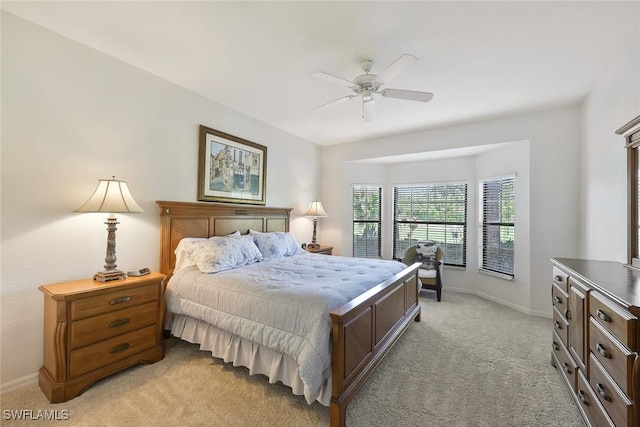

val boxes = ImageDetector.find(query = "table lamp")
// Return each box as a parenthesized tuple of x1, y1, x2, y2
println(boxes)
(75, 176, 143, 282)
(304, 200, 328, 249)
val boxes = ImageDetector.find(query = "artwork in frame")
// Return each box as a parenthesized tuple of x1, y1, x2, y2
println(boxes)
(198, 125, 267, 205)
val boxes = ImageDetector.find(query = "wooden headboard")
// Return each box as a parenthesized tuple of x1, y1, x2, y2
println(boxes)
(157, 200, 292, 278)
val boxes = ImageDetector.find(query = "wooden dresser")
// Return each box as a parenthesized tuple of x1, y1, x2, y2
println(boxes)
(38, 273, 166, 403)
(551, 258, 640, 426)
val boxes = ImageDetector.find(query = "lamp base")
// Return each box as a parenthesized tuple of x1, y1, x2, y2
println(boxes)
(94, 269, 127, 283)
(307, 243, 320, 249)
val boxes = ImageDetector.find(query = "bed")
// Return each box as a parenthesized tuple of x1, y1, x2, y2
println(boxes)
(157, 201, 421, 427)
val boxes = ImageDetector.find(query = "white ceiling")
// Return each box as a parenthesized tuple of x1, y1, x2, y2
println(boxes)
(3, 1, 640, 146)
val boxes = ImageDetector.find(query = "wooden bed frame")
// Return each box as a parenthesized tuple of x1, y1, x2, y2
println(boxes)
(157, 200, 421, 427)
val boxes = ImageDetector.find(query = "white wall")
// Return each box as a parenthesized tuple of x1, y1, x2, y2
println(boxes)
(580, 28, 640, 261)
(321, 107, 581, 316)
(1, 13, 319, 388)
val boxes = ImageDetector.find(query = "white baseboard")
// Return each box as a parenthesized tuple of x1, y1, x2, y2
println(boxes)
(444, 287, 552, 319)
(1, 373, 38, 395)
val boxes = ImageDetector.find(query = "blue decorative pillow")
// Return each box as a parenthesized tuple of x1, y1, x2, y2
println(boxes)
(249, 230, 304, 261)
(188, 235, 263, 273)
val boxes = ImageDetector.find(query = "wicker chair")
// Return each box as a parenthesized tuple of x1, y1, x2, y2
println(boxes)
(402, 242, 444, 301)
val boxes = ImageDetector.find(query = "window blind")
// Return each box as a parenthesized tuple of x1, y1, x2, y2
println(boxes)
(392, 183, 467, 266)
(481, 176, 515, 277)
(353, 186, 382, 258)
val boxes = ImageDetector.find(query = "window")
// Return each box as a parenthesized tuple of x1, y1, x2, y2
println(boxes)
(480, 175, 515, 278)
(392, 183, 467, 266)
(353, 186, 382, 258)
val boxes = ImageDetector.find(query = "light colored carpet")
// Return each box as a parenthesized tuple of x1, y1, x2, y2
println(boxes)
(1, 291, 584, 426)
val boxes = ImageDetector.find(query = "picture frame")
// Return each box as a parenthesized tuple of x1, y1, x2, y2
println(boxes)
(198, 125, 267, 205)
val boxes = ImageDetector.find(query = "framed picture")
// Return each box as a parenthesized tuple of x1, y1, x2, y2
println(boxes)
(198, 125, 267, 205)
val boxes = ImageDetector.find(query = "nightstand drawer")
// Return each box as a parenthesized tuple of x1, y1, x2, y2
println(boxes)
(69, 325, 157, 378)
(70, 302, 158, 350)
(590, 291, 637, 351)
(71, 284, 158, 320)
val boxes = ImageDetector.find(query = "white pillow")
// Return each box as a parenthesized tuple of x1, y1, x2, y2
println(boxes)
(174, 238, 207, 271)
(249, 230, 304, 261)
(189, 235, 263, 273)
(173, 231, 242, 272)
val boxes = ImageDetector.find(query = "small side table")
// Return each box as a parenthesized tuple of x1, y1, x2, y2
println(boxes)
(307, 245, 333, 255)
(39, 273, 166, 403)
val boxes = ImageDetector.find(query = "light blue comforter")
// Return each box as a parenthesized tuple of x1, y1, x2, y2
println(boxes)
(165, 253, 405, 401)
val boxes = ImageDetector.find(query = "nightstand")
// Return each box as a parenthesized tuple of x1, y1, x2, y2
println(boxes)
(307, 245, 333, 255)
(38, 272, 166, 403)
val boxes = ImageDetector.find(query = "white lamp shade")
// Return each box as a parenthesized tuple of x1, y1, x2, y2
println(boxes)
(304, 200, 328, 217)
(75, 177, 143, 213)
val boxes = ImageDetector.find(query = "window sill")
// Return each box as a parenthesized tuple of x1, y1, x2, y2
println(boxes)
(478, 269, 514, 281)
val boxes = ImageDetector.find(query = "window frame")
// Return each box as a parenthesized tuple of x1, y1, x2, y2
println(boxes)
(478, 173, 515, 279)
(352, 185, 382, 258)
(392, 181, 468, 267)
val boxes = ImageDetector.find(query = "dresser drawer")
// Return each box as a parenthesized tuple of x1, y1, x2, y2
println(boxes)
(552, 283, 569, 316)
(576, 369, 615, 427)
(69, 325, 157, 378)
(70, 284, 158, 320)
(553, 306, 569, 346)
(589, 317, 634, 396)
(70, 301, 158, 350)
(552, 330, 577, 392)
(590, 292, 637, 351)
(553, 266, 569, 292)
(589, 354, 633, 427)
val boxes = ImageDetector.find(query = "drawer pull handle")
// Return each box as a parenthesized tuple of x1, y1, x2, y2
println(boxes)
(578, 390, 590, 406)
(554, 275, 563, 282)
(596, 383, 611, 402)
(110, 296, 131, 305)
(596, 309, 611, 322)
(596, 343, 611, 359)
(552, 341, 560, 351)
(554, 321, 563, 330)
(109, 343, 130, 354)
(554, 296, 562, 304)
(564, 309, 570, 320)
(562, 362, 572, 374)
(109, 318, 130, 328)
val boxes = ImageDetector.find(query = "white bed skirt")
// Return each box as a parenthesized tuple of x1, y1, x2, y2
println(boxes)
(166, 313, 332, 406)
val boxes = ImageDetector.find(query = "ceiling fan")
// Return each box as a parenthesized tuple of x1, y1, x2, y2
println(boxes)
(310, 54, 434, 122)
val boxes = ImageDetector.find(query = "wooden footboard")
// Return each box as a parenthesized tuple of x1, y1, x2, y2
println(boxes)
(329, 262, 421, 427)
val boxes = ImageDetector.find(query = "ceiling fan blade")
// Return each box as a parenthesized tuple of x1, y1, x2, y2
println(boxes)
(310, 94, 357, 111)
(311, 71, 356, 88)
(381, 88, 434, 103)
(363, 98, 375, 122)
(375, 54, 418, 85)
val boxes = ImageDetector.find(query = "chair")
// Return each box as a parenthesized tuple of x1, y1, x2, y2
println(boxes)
(402, 241, 444, 301)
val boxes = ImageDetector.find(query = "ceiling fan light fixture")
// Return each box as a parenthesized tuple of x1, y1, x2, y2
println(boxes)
(363, 98, 375, 122)
(311, 53, 433, 121)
